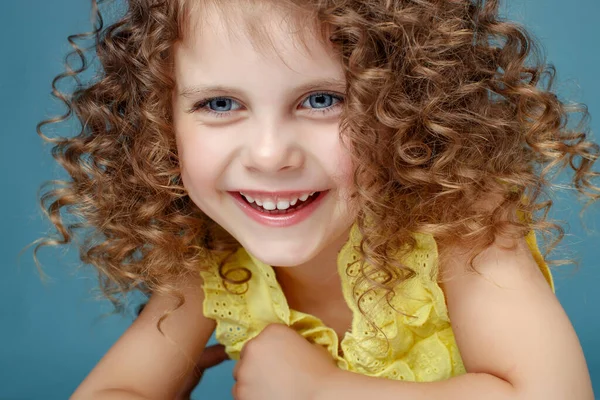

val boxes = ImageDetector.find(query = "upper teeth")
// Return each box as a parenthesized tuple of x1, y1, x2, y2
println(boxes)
(240, 192, 317, 210)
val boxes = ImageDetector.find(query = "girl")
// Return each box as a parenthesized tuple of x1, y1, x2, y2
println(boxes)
(34, 0, 597, 399)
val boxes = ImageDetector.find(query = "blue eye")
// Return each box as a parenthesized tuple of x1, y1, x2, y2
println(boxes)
(206, 98, 242, 113)
(188, 91, 343, 118)
(302, 93, 339, 109)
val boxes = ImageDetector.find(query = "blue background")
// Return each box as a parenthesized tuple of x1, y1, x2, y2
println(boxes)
(1, 1, 598, 399)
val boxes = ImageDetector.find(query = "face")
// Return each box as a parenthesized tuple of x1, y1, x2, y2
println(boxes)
(172, 4, 356, 267)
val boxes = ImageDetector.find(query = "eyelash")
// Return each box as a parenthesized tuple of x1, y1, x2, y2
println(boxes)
(186, 92, 344, 118)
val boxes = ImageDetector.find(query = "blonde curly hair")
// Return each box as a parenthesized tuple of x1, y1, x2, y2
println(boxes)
(33, 0, 599, 326)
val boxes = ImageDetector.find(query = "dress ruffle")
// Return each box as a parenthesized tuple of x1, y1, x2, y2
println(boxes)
(199, 224, 552, 381)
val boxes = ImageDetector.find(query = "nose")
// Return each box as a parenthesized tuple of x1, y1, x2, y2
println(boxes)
(240, 119, 305, 173)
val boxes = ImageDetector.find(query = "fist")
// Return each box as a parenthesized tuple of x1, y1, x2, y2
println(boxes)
(232, 324, 339, 400)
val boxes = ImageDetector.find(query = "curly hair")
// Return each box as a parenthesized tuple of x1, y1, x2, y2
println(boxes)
(33, 0, 599, 330)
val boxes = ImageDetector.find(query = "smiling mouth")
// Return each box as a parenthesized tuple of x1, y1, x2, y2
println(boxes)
(229, 190, 330, 227)
(240, 191, 322, 214)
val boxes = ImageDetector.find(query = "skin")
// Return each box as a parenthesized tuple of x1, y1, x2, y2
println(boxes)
(175, 344, 228, 399)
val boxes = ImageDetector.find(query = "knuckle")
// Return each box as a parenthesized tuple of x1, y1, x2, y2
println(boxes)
(269, 323, 286, 332)
(243, 338, 257, 356)
(237, 362, 245, 378)
(232, 382, 248, 400)
(263, 323, 286, 336)
(235, 360, 249, 381)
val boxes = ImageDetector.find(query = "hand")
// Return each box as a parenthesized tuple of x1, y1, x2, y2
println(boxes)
(175, 344, 230, 400)
(232, 324, 339, 400)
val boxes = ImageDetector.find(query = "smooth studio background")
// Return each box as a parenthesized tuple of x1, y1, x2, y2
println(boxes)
(1, 1, 599, 399)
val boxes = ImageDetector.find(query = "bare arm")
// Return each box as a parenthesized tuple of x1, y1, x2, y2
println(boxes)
(435, 234, 593, 399)
(318, 235, 594, 400)
(71, 273, 216, 400)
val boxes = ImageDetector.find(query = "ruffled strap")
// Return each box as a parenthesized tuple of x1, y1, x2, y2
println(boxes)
(337, 227, 459, 379)
(244, 252, 348, 369)
(524, 229, 555, 291)
(516, 200, 554, 291)
(199, 249, 259, 360)
(200, 249, 341, 361)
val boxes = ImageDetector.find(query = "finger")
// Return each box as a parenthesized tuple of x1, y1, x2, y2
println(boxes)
(239, 335, 256, 360)
(232, 382, 239, 400)
(196, 344, 229, 370)
(175, 367, 204, 400)
(176, 344, 229, 399)
(239, 341, 248, 360)
(232, 360, 240, 382)
(317, 344, 338, 365)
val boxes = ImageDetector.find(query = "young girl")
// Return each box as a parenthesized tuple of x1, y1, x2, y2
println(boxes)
(34, 0, 597, 399)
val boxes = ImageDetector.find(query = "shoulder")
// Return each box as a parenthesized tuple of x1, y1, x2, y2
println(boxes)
(426, 192, 593, 396)
(435, 187, 553, 291)
(435, 234, 592, 397)
(438, 232, 550, 292)
(435, 189, 548, 286)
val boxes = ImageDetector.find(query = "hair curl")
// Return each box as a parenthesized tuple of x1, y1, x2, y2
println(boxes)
(33, 0, 599, 330)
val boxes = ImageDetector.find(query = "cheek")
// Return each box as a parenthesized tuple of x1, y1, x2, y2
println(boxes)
(328, 132, 356, 214)
(175, 125, 225, 197)
(329, 133, 354, 188)
(307, 124, 355, 190)
(336, 149, 354, 187)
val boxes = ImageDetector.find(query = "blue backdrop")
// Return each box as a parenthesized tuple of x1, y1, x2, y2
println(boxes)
(1, 1, 598, 399)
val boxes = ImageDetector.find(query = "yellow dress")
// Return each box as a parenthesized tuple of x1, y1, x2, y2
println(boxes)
(199, 224, 554, 382)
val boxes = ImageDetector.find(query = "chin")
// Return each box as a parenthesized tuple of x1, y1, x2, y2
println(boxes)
(233, 220, 354, 268)
(241, 238, 322, 267)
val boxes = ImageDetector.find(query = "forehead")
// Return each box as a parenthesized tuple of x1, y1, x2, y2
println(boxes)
(174, 0, 344, 86)
(179, 0, 325, 56)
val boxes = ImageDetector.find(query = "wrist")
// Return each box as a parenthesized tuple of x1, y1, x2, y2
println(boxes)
(315, 368, 352, 400)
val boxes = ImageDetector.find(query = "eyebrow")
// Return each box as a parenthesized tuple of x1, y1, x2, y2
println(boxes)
(178, 78, 347, 99)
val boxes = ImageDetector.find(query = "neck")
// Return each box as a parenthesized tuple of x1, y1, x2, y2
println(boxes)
(273, 226, 352, 304)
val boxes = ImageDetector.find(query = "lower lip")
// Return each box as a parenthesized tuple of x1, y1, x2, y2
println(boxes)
(229, 191, 329, 227)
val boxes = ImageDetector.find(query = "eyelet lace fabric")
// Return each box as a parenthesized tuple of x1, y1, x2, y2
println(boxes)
(199, 225, 553, 382)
